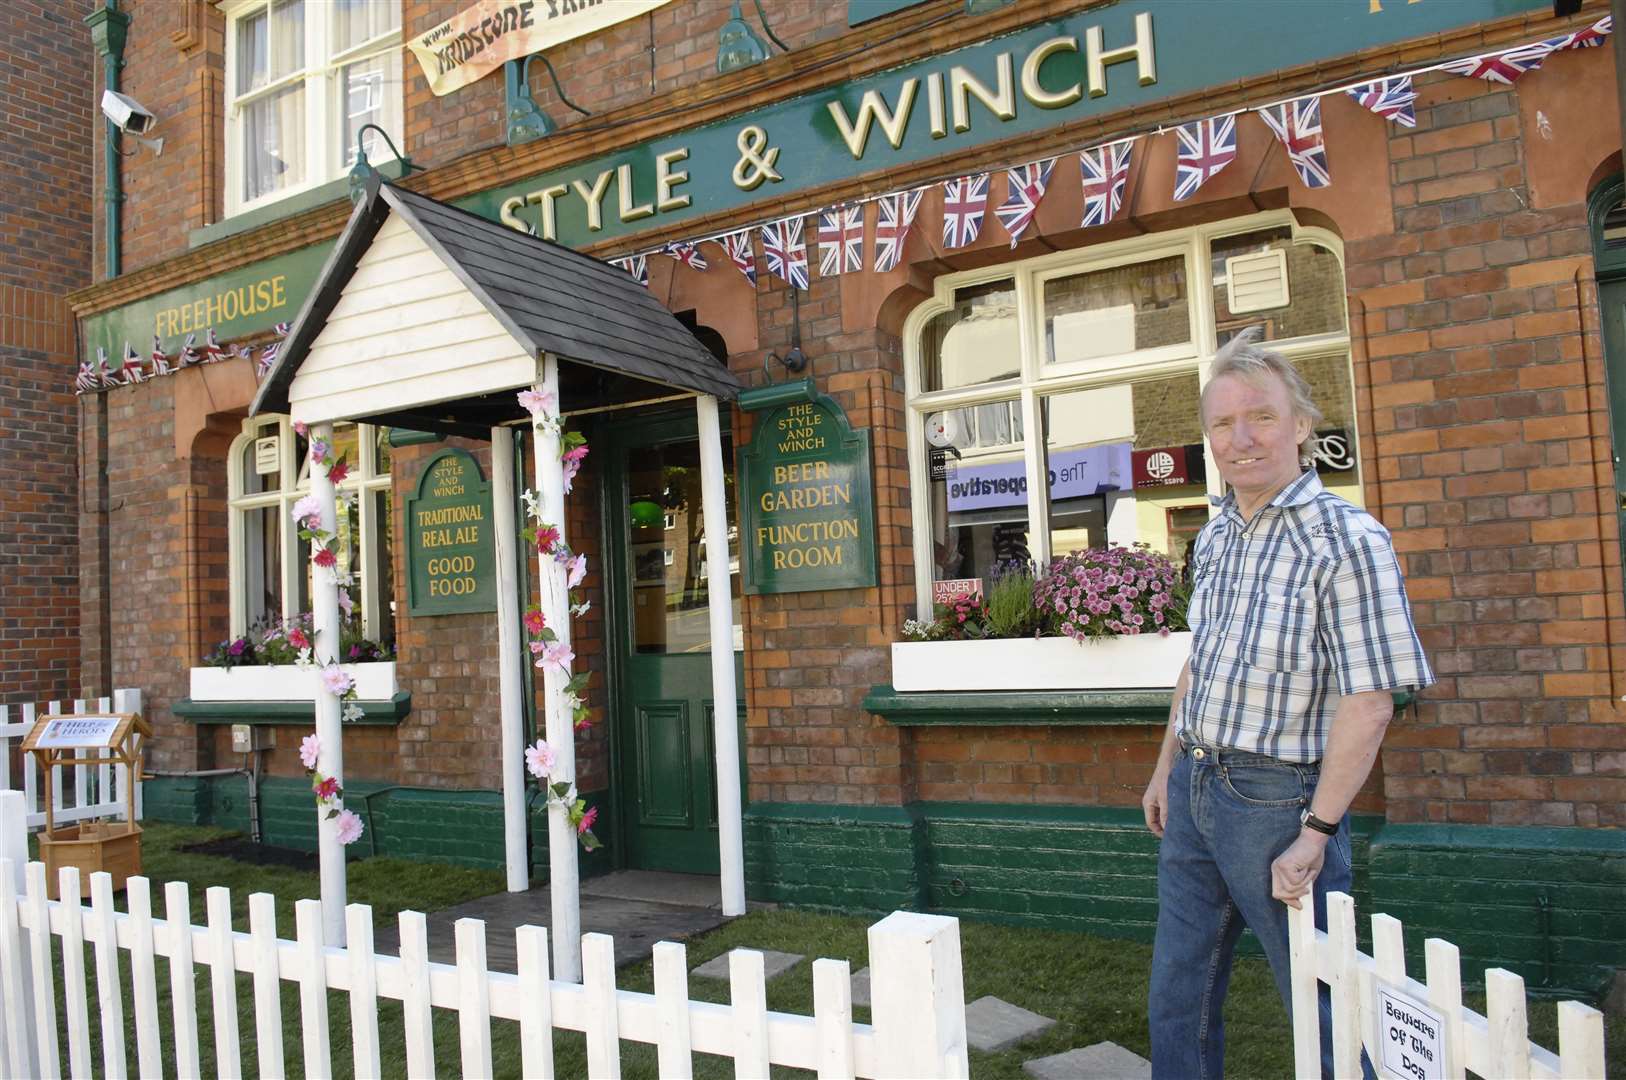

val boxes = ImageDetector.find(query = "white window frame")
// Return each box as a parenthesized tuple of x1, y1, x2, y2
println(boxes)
(227, 415, 393, 639)
(902, 211, 1353, 620)
(222, 0, 403, 218)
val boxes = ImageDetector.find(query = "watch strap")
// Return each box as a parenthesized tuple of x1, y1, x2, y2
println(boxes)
(1300, 808, 1337, 836)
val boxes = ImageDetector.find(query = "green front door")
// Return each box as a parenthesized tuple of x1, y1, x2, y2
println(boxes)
(604, 414, 744, 874)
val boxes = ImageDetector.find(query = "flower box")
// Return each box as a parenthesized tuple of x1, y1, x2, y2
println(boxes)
(188, 662, 399, 702)
(890, 634, 1192, 693)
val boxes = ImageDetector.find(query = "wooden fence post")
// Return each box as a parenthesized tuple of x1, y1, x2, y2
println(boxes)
(0, 792, 37, 1078)
(867, 911, 969, 1080)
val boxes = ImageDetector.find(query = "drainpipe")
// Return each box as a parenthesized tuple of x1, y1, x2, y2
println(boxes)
(85, 0, 129, 280)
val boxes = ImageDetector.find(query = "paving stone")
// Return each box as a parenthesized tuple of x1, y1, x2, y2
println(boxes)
(965, 995, 1057, 1053)
(850, 966, 871, 1007)
(691, 948, 804, 981)
(1022, 1041, 1152, 1080)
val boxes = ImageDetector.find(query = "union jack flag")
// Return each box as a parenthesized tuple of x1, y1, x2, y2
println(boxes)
(150, 334, 172, 376)
(873, 189, 923, 273)
(1174, 117, 1237, 201)
(663, 242, 708, 271)
(1544, 14, 1611, 51)
(941, 173, 989, 249)
(257, 341, 280, 378)
(98, 346, 120, 388)
(1258, 97, 1330, 189)
(1080, 141, 1133, 227)
(1440, 42, 1554, 84)
(611, 254, 649, 287)
(120, 342, 146, 384)
(758, 215, 808, 290)
(77, 351, 101, 393)
(818, 205, 863, 277)
(1346, 76, 1417, 128)
(176, 332, 201, 367)
(994, 158, 1055, 247)
(202, 327, 227, 363)
(722, 230, 757, 286)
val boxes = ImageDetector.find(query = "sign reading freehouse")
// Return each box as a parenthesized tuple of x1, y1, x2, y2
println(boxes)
(740, 391, 876, 594)
(406, 449, 498, 616)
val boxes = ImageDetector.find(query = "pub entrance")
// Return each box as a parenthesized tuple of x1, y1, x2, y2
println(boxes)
(601, 413, 745, 874)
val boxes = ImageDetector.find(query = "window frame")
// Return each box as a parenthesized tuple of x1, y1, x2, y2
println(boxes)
(227, 415, 394, 641)
(221, 0, 403, 219)
(902, 211, 1353, 619)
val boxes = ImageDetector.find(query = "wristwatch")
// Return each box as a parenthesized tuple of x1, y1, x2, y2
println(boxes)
(1300, 808, 1338, 836)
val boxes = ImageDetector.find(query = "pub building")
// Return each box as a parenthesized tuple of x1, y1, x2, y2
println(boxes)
(31, 0, 1624, 994)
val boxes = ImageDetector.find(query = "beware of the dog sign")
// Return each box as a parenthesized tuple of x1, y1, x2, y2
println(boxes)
(1375, 980, 1447, 1080)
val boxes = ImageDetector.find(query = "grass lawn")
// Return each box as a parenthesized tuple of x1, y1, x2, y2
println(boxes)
(19, 823, 1622, 1078)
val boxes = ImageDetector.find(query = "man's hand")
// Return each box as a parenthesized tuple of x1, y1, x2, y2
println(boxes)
(1270, 831, 1328, 909)
(1142, 768, 1170, 837)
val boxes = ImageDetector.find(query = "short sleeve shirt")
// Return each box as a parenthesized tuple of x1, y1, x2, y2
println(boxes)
(1177, 469, 1434, 763)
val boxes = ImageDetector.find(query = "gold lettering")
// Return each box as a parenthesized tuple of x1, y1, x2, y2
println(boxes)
(950, 54, 1016, 134)
(926, 71, 947, 138)
(526, 183, 569, 240)
(271, 275, 286, 309)
(616, 163, 654, 222)
(1021, 36, 1082, 109)
(221, 287, 239, 321)
(827, 78, 919, 159)
(500, 195, 528, 232)
(1085, 12, 1156, 98)
(571, 169, 615, 231)
(255, 279, 272, 311)
(655, 147, 691, 211)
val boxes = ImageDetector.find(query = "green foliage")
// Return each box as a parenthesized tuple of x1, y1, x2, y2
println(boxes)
(983, 564, 1046, 639)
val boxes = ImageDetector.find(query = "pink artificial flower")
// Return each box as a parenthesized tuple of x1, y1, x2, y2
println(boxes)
(529, 640, 545, 655)
(535, 525, 560, 552)
(562, 459, 580, 494)
(573, 713, 594, 734)
(327, 458, 350, 484)
(516, 387, 556, 417)
(288, 627, 310, 651)
(539, 641, 574, 674)
(293, 420, 309, 437)
(576, 806, 598, 835)
(309, 438, 329, 463)
(337, 589, 354, 618)
(320, 664, 354, 696)
(524, 739, 557, 780)
(313, 546, 337, 569)
(334, 809, 365, 846)
(292, 494, 324, 530)
(314, 776, 340, 800)
(567, 553, 587, 589)
(299, 733, 320, 770)
(523, 609, 545, 635)
(562, 444, 589, 465)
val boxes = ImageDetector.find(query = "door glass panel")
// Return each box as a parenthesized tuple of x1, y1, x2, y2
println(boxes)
(628, 437, 740, 654)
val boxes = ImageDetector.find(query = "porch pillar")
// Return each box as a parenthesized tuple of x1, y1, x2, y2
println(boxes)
(491, 426, 529, 892)
(534, 354, 582, 981)
(696, 393, 746, 916)
(309, 420, 347, 945)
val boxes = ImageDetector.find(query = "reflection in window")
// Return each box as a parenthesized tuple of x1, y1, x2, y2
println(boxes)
(1044, 256, 1190, 367)
(921, 279, 1019, 391)
(629, 438, 741, 654)
(926, 395, 1029, 585)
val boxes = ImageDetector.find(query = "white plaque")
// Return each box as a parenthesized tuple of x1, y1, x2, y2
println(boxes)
(1375, 979, 1447, 1080)
(35, 715, 122, 749)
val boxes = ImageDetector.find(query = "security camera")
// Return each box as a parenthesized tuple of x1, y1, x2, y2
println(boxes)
(101, 89, 156, 135)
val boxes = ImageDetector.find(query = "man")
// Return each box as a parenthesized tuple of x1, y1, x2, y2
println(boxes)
(1142, 327, 1433, 1078)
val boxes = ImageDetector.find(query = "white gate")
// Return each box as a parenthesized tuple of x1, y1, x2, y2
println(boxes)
(0, 689, 143, 830)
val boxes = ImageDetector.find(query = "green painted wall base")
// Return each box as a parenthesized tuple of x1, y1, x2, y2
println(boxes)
(746, 802, 1622, 996)
(143, 774, 613, 880)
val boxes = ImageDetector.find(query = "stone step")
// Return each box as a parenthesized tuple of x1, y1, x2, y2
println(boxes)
(690, 948, 804, 981)
(965, 994, 1058, 1053)
(1023, 1041, 1152, 1079)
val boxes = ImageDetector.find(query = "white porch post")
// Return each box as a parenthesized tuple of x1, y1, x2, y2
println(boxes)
(309, 420, 347, 945)
(492, 426, 529, 892)
(533, 354, 582, 981)
(696, 393, 745, 917)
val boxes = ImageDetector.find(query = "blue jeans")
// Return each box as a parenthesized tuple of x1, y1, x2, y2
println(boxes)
(1148, 740, 1367, 1080)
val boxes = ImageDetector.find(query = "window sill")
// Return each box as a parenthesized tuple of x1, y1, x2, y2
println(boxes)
(191, 158, 408, 251)
(865, 684, 1416, 727)
(172, 691, 411, 726)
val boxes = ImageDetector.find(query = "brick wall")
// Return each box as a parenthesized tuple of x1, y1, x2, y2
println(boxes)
(0, 0, 94, 703)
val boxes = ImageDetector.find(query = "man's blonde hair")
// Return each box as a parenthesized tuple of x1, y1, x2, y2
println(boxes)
(1201, 325, 1323, 459)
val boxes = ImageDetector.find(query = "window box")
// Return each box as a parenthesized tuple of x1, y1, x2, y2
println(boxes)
(188, 661, 398, 702)
(890, 634, 1191, 693)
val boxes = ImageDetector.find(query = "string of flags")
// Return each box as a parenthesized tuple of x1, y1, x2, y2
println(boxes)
(76, 323, 290, 395)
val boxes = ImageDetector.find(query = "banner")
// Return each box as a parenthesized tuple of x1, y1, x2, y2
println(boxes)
(410, 0, 671, 97)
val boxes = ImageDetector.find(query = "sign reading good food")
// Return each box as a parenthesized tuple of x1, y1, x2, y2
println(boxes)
(739, 393, 876, 594)
(406, 449, 497, 615)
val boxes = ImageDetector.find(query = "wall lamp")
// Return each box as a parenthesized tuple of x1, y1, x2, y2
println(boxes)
(506, 54, 593, 147)
(347, 124, 417, 203)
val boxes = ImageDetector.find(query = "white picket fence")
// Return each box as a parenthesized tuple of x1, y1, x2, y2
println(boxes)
(0, 793, 968, 1080)
(1288, 890, 1607, 1079)
(0, 689, 143, 829)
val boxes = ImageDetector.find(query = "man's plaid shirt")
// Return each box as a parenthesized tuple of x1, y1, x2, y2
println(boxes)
(1177, 469, 1434, 763)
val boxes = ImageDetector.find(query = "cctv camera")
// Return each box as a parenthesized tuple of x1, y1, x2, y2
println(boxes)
(101, 89, 156, 135)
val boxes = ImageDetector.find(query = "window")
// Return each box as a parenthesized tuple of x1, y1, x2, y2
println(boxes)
(905, 214, 1354, 615)
(228, 416, 395, 646)
(224, 0, 402, 216)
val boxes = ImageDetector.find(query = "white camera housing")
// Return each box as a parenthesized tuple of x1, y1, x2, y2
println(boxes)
(101, 89, 156, 135)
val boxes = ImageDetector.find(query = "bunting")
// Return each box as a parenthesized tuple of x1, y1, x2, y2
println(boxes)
(202, 327, 228, 363)
(663, 241, 708, 270)
(1545, 14, 1610, 50)
(120, 342, 146, 384)
(722, 230, 757, 286)
(759, 215, 809, 289)
(78, 352, 101, 392)
(1258, 97, 1330, 189)
(177, 332, 201, 368)
(1080, 141, 1133, 227)
(1346, 76, 1417, 128)
(1174, 116, 1237, 201)
(818, 205, 863, 277)
(150, 334, 172, 376)
(611, 254, 649, 287)
(873, 189, 923, 273)
(941, 173, 990, 249)
(97, 347, 119, 388)
(1439, 42, 1554, 84)
(995, 158, 1056, 247)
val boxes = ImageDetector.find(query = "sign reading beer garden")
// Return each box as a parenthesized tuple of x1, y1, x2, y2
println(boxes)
(739, 387, 876, 594)
(405, 449, 498, 615)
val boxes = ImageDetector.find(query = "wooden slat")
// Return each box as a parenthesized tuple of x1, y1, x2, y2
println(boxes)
(455, 917, 494, 1080)
(123, 877, 162, 1080)
(305, 313, 520, 379)
(812, 957, 855, 1080)
(295, 356, 538, 423)
(1325, 892, 1362, 1079)
(206, 886, 243, 1080)
(0, 859, 33, 1079)
(1423, 937, 1465, 1080)
(1557, 999, 1605, 1080)
(25, 863, 60, 1080)
(346, 904, 382, 1078)
(730, 949, 771, 1079)
(165, 881, 202, 1080)
(89, 873, 128, 1080)
(516, 925, 554, 1080)
(1486, 968, 1531, 1078)
(305, 285, 494, 356)
(248, 893, 285, 1078)
(1286, 898, 1321, 1080)
(582, 932, 622, 1079)
(57, 867, 92, 1079)
(293, 899, 332, 1080)
(399, 910, 436, 1079)
(651, 941, 693, 1079)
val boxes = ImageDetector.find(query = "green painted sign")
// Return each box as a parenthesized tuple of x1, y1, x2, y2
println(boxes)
(80, 240, 334, 366)
(405, 448, 498, 616)
(739, 389, 876, 594)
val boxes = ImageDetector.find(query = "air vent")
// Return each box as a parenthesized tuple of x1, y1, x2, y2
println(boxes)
(1225, 249, 1290, 314)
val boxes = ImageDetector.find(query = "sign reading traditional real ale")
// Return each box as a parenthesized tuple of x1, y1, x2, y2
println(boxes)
(406, 448, 497, 615)
(739, 387, 876, 594)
